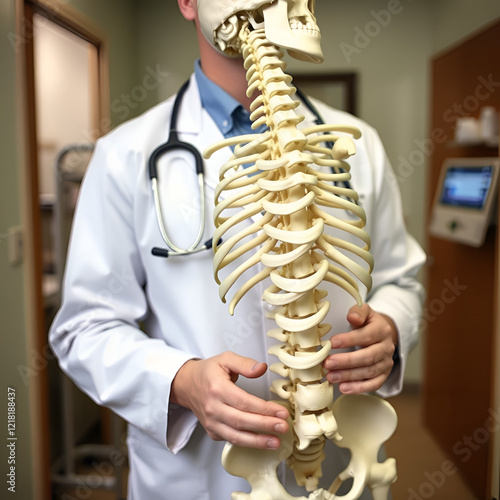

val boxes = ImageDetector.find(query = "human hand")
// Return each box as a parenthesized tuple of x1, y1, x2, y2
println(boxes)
(171, 352, 289, 449)
(323, 304, 397, 394)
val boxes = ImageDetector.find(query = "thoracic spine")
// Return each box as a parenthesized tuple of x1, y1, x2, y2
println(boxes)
(206, 26, 373, 492)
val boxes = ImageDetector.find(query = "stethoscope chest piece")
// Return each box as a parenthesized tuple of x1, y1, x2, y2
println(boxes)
(149, 80, 210, 258)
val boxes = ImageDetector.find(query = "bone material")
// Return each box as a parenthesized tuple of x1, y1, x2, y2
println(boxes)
(201, 2, 399, 499)
(221, 395, 397, 500)
(198, 0, 323, 62)
(221, 403, 311, 500)
(328, 395, 398, 499)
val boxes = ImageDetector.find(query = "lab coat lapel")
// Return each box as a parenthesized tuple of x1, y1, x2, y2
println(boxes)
(175, 74, 203, 136)
(175, 75, 276, 224)
(175, 75, 231, 195)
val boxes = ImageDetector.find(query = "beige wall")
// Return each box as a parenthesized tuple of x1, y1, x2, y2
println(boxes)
(132, 0, 199, 116)
(1, 0, 33, 497)
(431, 0, 500, 53)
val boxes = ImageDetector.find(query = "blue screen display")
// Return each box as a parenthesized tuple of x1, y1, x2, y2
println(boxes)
(440, 166, 493, 210)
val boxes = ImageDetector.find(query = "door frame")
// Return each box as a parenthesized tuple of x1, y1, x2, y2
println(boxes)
(16, 1, 109, 497)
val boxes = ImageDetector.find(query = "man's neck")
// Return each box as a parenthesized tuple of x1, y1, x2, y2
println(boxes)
(197, 33, 254, 111)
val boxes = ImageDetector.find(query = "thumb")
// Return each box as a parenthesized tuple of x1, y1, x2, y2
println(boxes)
(347, 303, 371, 328)
(222, 352, 268, 381)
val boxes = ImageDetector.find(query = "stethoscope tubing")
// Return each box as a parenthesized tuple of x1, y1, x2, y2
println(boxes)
(149, 80, 206, 257)
(150, 81, 357, 258)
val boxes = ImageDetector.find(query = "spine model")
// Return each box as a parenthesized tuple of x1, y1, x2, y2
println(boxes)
(204, 24, 397, 500)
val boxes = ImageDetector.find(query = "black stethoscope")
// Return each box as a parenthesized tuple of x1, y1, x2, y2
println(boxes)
(149, 81, 355, 258)
(149, 81, 215, 258)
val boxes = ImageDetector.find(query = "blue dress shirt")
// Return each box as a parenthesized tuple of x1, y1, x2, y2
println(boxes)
(194, 60, 267, 139)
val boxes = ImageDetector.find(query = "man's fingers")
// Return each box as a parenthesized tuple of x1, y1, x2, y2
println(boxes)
(326, 358, 392, 385)
(324, 308, 399, 395)
(203, 386, 290, 449)
(336, 373, 389, 395)
(220, 404, 289, 435)
(220, 352, 268, 380)
(326, 344, 383, 371)
(176, 353, 292, 450)
(212, 422, 283, 450)
(223, 384, 289, 421)
(330, 320, 389, 350)
(347, 303, 371, 327)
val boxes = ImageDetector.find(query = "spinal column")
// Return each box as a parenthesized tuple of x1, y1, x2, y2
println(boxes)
(204, 25, 373, 492)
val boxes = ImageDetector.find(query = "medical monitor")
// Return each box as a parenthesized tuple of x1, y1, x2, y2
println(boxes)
(429, 157, 500, 247)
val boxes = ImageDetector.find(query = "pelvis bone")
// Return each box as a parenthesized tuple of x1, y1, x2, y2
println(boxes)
(222, 395, 397, 500)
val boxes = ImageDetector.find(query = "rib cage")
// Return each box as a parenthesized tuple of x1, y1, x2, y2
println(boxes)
(204, 27, 374, 493)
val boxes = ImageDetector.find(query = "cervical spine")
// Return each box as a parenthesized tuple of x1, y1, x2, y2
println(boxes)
(204, 25, 391, 499)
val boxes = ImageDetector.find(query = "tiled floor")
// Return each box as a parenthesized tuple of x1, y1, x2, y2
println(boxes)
(53, 388, 479, 499)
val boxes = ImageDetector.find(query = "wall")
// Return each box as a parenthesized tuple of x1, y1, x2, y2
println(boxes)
(135, 0, 200, 114)
(0, 1, 34, 498)
(419, 1, 500, 383)
(422, 22, 500, 495)
(431, 0, 500, 53)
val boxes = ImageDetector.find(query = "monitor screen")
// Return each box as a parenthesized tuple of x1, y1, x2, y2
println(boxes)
(440, 166, 494, 210)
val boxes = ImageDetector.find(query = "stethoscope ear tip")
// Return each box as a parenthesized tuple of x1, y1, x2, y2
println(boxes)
(152, 247, 170, 258)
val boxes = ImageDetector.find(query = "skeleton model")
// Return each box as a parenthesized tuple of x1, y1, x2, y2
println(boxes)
(200, 1, 398, 498)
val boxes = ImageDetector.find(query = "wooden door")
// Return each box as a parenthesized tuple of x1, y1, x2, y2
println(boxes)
(423, 20, 500, 500)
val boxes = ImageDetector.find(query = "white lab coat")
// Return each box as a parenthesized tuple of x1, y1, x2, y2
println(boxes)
(50, 74, 426, 499)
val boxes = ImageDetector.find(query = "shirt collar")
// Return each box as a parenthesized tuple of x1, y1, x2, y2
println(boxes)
(194, 59, 242, 136)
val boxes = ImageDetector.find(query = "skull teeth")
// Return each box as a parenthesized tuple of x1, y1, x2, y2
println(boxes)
(289, 19, 320, 36)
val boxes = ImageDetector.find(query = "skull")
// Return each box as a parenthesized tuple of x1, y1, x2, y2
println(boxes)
(197, 0, 323, 63)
